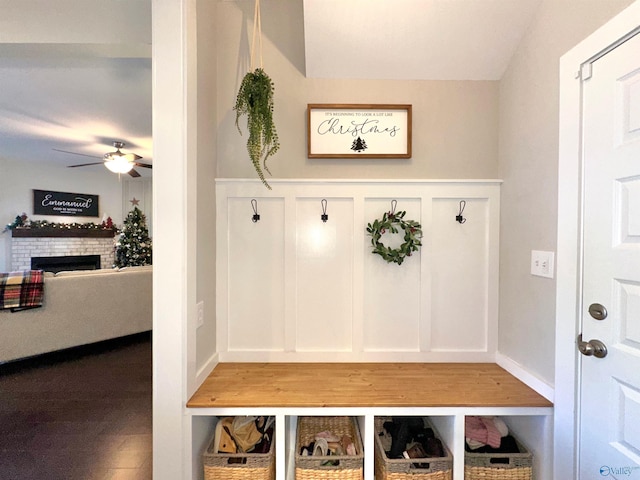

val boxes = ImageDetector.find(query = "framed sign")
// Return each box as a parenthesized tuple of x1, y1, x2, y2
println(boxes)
(33, 189, 99, 217)
(307, 104, 412, 158)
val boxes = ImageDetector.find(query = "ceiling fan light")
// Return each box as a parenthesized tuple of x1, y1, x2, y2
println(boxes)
(105, 156, 134, 174)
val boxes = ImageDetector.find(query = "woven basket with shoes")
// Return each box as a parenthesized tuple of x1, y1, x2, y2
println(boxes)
(464, 436, 532, 480)
(295, 416, 364, 480)
(203, 417, 275, 480)
(374, 416, 453, 480)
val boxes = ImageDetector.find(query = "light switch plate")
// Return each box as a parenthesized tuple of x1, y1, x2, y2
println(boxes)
(531, 250, 555, 278)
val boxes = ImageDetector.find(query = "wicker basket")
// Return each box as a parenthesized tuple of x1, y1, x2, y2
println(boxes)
(464, 437, 532, 480)
(295, 416, 364, 480)
(203, 420, 275, 480)
(374, 416, 453, 480)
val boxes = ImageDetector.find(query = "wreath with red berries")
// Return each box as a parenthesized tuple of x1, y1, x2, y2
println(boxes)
(366, 209, 422, 265)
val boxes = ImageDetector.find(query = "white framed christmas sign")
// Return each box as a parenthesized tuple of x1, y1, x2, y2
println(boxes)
(307, 104, 412, 158)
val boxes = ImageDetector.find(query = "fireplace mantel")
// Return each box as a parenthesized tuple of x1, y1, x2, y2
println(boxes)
(11, 228, 116, 238)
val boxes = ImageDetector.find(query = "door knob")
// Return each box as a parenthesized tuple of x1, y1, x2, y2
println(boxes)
(577, 334, 608, 358)
(588, 303, 608, 320)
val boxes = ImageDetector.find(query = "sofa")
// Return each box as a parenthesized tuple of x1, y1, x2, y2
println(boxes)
(0, 265, 152, 363)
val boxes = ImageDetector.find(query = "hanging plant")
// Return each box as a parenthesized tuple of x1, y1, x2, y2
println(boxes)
(234, 0, 279, 190)
(234, 68, 279, 189)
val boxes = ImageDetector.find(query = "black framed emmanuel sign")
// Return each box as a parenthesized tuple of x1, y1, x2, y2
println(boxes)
(33, 189, 99, 217)
(307, 104, 412, 159)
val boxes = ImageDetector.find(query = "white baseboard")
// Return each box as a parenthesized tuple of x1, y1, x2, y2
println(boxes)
(195, 351, 219, 387)
(495, 352, 554, 402)
(218, 351, 497, 363)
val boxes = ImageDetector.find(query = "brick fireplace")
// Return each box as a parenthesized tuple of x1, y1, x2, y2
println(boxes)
(11, 229, 116, 272)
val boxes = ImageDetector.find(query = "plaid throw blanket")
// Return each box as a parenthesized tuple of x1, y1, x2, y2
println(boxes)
(0, 270, 45, 311)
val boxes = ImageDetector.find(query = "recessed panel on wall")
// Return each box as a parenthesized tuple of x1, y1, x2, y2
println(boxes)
(430, 198, 489, 351)
(227, 197, 285, 351)
(363, 198, 422, 352)
(295, 198, 354, 351)
(217, 179, 500, 361)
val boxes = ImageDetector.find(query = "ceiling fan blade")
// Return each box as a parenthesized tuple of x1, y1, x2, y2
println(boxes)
(133, 162, 153, 169)
(67, 162, 105, 168)
(56, 144, 146, 174)
(53, 148, 102, 160)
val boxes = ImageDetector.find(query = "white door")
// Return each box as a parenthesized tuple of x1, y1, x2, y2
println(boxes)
(580, 31, 640, 479)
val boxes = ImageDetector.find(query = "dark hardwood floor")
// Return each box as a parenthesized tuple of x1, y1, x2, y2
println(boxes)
(0, 332, 152, 480)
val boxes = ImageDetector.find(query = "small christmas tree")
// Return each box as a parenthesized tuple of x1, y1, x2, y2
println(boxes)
(351, 136, 367, 152)
(115, 206, 152, 267)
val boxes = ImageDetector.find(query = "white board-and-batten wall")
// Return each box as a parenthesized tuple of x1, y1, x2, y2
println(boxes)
(216, 179, 501, 362)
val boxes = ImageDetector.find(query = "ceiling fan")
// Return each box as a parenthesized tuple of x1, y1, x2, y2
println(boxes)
(55, 141, 152, 177)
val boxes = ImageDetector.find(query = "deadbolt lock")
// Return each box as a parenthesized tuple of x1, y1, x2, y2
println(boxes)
(577, 334, 608, 358)
(588, 303, 608, 320)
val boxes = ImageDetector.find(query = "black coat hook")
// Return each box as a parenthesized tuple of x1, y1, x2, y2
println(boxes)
(251, 199, 260, 223)
(456, 200, 466, 224)
(321, 199, 328, 222)
(390, 199, 398, 216)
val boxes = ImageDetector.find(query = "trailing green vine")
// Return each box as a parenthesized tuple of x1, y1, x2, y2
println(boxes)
(366, 210, 422, 265)
(234, 68, 280, 190)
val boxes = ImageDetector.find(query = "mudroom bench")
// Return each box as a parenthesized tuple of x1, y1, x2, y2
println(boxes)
(187, 363, 553, 480)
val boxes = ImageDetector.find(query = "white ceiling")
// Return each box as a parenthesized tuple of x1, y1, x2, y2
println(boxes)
(303, 0, 542, 80)
(0, 48, 152, 174)
(0, 0, 152, 176)
(0, 0, 542, 175)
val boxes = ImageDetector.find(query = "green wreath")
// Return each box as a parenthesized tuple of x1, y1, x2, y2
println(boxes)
(366, 210, 423, 265)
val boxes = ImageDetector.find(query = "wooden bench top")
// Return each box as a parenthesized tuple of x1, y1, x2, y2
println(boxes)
(187, 363, 552, 408)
